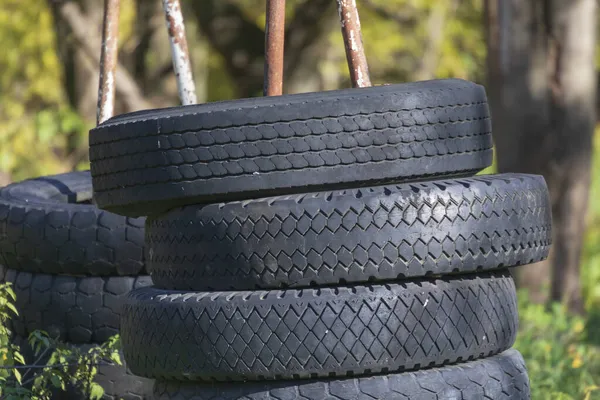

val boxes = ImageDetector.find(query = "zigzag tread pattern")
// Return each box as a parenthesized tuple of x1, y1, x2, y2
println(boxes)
(152, 349, 530, 399)
(146, 174, 551, 290)
(2, 266, 151, 344)
(0, 171, 146, 276)
(88, 81, 492, 217)
(120, 271, 518, 381)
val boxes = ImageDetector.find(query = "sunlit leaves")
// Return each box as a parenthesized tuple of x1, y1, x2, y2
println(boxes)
(0, 285, 122, 399)
(516, 292, 600, 399)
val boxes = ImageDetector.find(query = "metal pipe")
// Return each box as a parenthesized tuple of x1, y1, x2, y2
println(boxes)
(163, 0, 197, 105)
(337, 0, 371, 88)
(97, 0, 120, 124)
(264, 0, 286, 96)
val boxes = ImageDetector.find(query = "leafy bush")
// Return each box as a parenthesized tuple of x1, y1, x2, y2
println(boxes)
(516, 290, 600, 400)
(0, 282, 122, 400)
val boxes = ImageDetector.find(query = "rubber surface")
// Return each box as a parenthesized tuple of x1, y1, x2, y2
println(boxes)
(1, 266, 151, 344)
(121, 271, 518, 381)
(152, 349, 530, 399)
(147, 173, 551, 291)
(14, 336, 153, 400)
(89, 79, 492, 217)
(0, 171, 146, 276)
(95, 362, 153, 400)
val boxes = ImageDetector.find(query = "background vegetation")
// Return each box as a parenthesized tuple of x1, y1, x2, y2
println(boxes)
(0, 0, 599, 398)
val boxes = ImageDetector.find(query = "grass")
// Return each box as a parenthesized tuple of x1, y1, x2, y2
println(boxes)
(516, 293, 600, 399)
(470, 129, 600, 398)
(510, 129, 600, 399)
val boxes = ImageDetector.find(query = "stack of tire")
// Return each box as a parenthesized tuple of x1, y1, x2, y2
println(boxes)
(89, 79, 552, 399)
(0, 171, 153, 399)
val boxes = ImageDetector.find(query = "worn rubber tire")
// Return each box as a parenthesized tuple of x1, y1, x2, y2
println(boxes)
(121, 271, 517, 381)
(94, 362, 153, 400)
(0, 171, 146, 276)
(1, 266, 151, 344)
(152, 349, 530, 399)
(13, 336, 153, 400)
(146, 173, 551, 291)
(90, 79, 492, 217)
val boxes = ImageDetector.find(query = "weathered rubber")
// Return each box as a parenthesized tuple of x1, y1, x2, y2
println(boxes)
(152, 349, 530, 399)
(90, 79, 492, 216)
(146, 173, 551, 290)
(121, 271, 518, 381)
(96, 362, 153, 400)
(1, 266, 151, 344)
(0, 171, 146, 276)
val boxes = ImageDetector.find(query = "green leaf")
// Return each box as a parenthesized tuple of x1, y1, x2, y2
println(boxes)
(4, 287, 16, 301)
(50, 374, 63, 389)
(109, 350, 122, 365)
(12, 368, 21, 384)
(13, 351, 25, 365)
(89, 382, 104, 400)
(6, 302, 18, 316)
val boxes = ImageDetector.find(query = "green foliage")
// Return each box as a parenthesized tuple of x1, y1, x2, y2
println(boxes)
(0, 282, 122, 400)
(0, 0, 487, 181)
(582, 130, 600, 312)
(0, 1, 599, 397)
(509, 131, 600, 399)
(0, 0, 91, 181)
(347, 0, 485, 84)
(516, 291, 600, 400)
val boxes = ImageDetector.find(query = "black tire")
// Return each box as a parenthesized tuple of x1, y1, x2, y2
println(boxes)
(121, 271, 517, 381)
(152, 349, 530, 400)
(0, 171, 146, 276)
(147, 173, 551, 291)
(95, 362, 153, 400)
(90, 79, 492, 217)
(1, 266, 151, 344)
(13, 336, 153, 400)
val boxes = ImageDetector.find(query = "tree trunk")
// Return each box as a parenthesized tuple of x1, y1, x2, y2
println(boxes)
(48, 0, 154, 120)
(485, 0, 596, 313)
(48, 0, 104, 122)
(414, 0, 458, 82)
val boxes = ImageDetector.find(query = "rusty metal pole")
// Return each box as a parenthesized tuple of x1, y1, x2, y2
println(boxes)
(337, 0, 371, 88)
(97, 0, 120, 124)
(163, 0, 197, 105)
(264, 0, 286, 96)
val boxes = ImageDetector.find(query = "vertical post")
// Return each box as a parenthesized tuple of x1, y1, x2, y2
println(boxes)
(97, 0, 120, 125)
(337, 0, 371, 88)
(163, 0, 198, 105)
(264, 0, 286, 96)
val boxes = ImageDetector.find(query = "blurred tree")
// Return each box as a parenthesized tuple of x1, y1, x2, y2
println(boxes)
(47, 0, 153, 118)
(0, 0, 89, 181)
(0, 0, 486, 184)
(185, 0, 337, 98)
(485, 0, 597, 313)
(47, 0, 105, 122)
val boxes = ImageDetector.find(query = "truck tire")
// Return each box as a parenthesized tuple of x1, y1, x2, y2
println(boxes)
(152, 349, 530, 400)
(2, 266, 151, 344)
(0, 171, 145, 276)
(90, 79, 492, 216)
(121, 271, 517, 381)
(146, 174, 550, 290)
